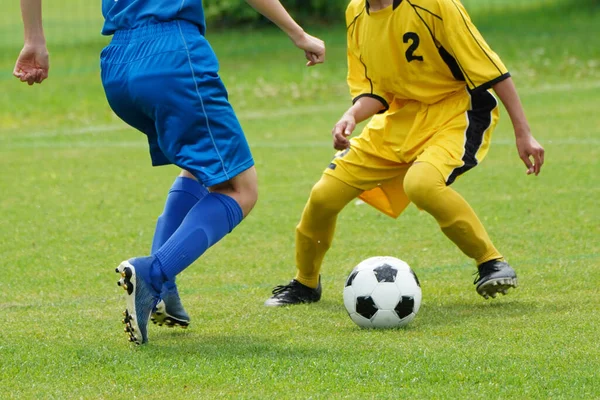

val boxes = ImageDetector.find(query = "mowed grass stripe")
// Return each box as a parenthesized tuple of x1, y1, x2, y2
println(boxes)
(1, 79, 600, 139)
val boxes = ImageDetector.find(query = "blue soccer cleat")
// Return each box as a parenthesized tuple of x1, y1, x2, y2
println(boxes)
(116, 260, 159, 344)
(151, 288, 191, 328)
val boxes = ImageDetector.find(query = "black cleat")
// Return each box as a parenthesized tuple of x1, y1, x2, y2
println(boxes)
(474, 259, 518, 299)
(264, 278, 322, 307)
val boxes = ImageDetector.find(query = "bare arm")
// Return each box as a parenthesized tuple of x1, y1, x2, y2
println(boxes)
(332, 97, 386, 150)
(21, 0, 45, 44)
(493, 77, 544, 175)
(244, 0, 325, 66)
(14, 0, 49, 85)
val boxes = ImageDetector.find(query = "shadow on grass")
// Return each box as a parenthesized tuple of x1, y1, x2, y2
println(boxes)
(419, 297, 570, 328)
(144, 331, 324, 361)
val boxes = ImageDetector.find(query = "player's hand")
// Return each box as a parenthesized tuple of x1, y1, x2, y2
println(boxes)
(516, 134, 544, 176)
(13, 43, 49, 85)
(291, 32, 325, 67)
(332, 113, 356, 150)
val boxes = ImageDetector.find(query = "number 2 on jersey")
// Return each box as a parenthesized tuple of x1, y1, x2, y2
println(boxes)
(403, 32, 423, 62)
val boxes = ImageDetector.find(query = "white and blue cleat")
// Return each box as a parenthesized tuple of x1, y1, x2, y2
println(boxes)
(116, 261, 159, 345)
(151, 290, 191, 329)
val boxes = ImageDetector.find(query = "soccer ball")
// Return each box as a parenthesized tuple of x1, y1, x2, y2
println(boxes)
(343, 256, 422, 328)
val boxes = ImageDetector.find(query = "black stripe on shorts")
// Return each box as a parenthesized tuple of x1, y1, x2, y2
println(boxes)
(446, 90, 498, 185)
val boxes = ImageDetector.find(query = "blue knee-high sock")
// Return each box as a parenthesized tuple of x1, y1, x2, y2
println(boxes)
(133, 193, 244, 289)
(151, 177, 208, 293)
(151, 176, 208, 253)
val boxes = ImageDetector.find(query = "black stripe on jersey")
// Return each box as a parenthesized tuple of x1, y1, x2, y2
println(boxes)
(438, 46, 465, 81)
(450, 0, 504, 75)
(352, 93, 390, 113)
(366, 0, 403, 14)
(347, 7, 365, 34)
(471, 72, 511, 93)
(411, 4, 442, 19)
(354, 54, 390, 113)
(446, 90, 498, 185)
(407, 1, 474, 86)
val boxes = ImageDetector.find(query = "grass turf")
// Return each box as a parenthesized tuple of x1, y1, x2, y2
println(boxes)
(0, 1, 599, 399)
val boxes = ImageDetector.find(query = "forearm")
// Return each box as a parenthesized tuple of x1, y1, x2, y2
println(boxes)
(346, 96, 386, 123)
(20, 0, 45, 44)
(244, 0, 304, 42)
(492, 77, 530, 138)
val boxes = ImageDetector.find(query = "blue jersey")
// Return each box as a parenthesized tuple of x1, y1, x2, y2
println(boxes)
(101, 0, 206, 35)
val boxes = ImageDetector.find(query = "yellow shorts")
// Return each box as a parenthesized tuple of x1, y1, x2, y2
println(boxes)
(324, 89, 500, 218)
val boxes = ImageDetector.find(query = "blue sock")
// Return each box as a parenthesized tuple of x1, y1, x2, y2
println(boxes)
(147, 193, 244, 284)
(151, 176, 208, 294)
(152, 176, 208, 252)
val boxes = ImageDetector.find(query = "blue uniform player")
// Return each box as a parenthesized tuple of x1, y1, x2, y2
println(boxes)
(101, 0, 326, 344)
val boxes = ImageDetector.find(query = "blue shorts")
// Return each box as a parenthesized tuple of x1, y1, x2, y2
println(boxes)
(100, 21, 254, 187)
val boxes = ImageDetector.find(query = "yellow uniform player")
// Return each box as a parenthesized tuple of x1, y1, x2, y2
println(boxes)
(265, 0, 544, 305)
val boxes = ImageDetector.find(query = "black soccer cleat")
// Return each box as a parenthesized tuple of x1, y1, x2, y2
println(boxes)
(474, 259, 518, 299)
(264, 278, 322, 307)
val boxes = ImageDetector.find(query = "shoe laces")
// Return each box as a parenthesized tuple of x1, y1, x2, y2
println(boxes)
(271, 280, 301, 296)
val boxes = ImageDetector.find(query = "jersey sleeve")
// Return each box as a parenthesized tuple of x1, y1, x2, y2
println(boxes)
(346, 5, 391, 112)
(436, 0, 510, 92)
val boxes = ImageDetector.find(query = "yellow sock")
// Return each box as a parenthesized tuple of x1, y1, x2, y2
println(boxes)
(403, 162, 502, 265)
(295, 174, 362, 288)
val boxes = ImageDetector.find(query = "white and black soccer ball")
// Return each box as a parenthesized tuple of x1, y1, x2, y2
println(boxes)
(343, 256, 422, 328)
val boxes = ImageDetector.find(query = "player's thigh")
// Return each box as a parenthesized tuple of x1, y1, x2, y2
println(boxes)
(417, 91, 499, 185)
(325, 137, 404, 191)
(325, 137, 412, 218)
(100, 43, 170, 166)
(131, 23, 254, 187)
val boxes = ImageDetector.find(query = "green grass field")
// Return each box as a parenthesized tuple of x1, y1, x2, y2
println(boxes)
(1, 1, 599, 399)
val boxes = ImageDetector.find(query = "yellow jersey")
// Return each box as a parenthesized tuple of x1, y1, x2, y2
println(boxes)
(346, 0, 510, 110)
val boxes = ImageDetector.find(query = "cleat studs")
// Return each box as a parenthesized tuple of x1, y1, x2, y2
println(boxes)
(115, 268, 119, 273)
(121, 271, 126, 278)
(122, 283, 128, 291)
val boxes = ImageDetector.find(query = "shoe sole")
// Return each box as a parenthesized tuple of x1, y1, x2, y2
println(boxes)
(151, 300, 190, 329)
(116, 261, 144, 345)
(264, 297, 321, 307)
(476, 277, 518, 299)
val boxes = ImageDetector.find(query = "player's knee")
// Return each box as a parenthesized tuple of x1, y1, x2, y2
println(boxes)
(307, 178, 340, 214)
(211, 166, 258, 217)
(239, 184, 258, 216)
(403, 163, 444, 208)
